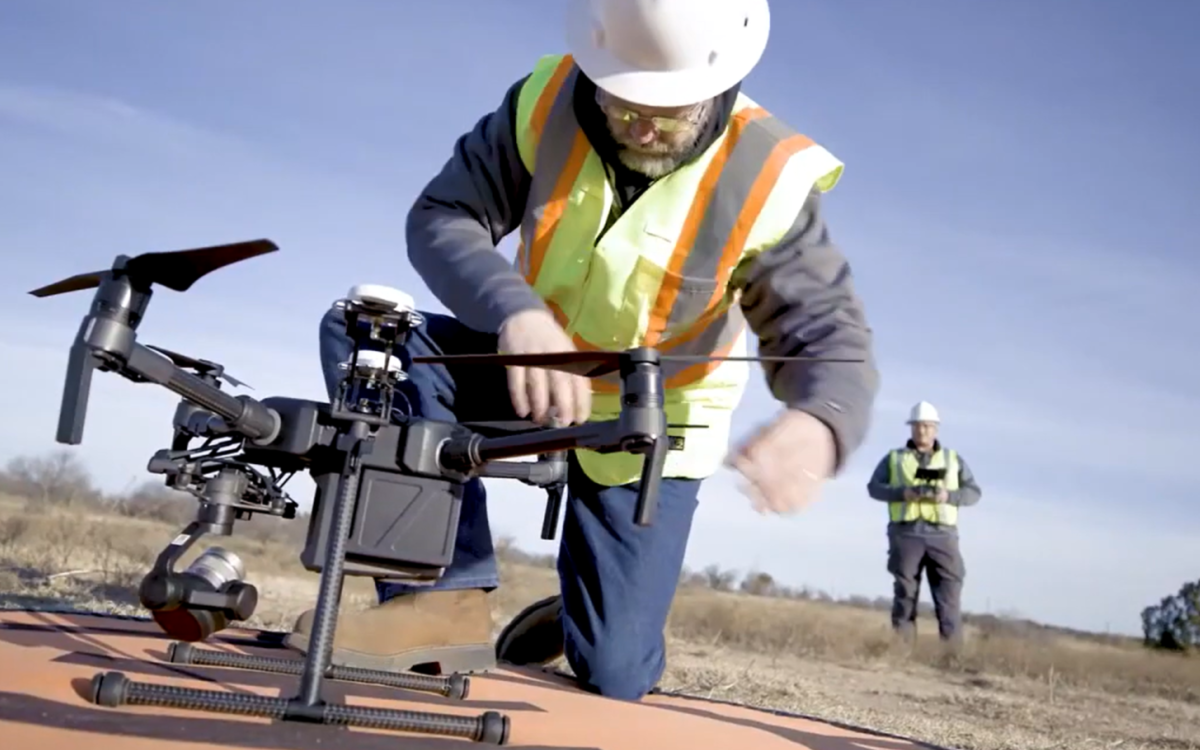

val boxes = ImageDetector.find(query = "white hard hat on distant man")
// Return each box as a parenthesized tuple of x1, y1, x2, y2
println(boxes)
(907, 401, 940, 424)
(566, 0, 771, 107)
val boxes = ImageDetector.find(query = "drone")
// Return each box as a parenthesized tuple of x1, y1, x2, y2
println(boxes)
(27, 239, 861, 744)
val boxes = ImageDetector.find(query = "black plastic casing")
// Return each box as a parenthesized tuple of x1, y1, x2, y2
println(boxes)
(239, 397, 464, 581)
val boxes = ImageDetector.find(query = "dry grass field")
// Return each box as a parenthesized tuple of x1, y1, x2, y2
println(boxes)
(1, 490, 1196, 750)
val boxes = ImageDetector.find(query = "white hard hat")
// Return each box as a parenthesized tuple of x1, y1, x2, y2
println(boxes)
(907, 401, 940, 424)
(566, 0, 771, 107)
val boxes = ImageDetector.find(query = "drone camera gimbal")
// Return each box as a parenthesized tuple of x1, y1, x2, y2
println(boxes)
(29, 239, 859, 744)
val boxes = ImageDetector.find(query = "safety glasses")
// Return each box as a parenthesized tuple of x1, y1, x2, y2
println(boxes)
(596, 92, 706, 133)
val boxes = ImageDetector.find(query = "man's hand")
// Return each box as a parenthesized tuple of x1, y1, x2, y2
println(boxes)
(497, 309, 592, 425)
(904, 487, 948, 503)
(727, 409, 836, 515)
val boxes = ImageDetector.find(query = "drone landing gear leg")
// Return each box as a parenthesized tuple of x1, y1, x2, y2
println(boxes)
(88, 424, 510, 744)
(162, 641, 470, 699)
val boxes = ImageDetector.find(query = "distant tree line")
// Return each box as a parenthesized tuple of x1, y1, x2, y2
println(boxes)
(3, 448, 1187, 648)
(0, 449, 309, 549)
(1142, 580, 1200, 652)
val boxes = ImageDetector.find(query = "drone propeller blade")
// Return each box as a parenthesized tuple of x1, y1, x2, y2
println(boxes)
(147, 344, 205, 370)
(146, 344, 251, 389)
(124, 238, 278, 292)
(411, 351, 864, 378)
(663, 354, 865, 364)
(219, 372, 251, 389)
(28, 271, 107, 298)
(27, 239, 278, 298)
(411, 352, 623, 377)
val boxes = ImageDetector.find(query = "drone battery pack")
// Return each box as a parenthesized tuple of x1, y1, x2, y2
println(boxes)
(301, 458, 464, 581)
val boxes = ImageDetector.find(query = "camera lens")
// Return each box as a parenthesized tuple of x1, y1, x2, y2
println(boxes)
(186, 546, 245, 590)
(148, 547, 252, 642)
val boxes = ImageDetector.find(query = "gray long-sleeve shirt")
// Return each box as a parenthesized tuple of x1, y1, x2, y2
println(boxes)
(405, 72, 880, 471)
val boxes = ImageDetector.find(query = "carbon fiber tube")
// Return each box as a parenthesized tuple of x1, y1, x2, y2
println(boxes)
(166, 642, 469, 699)
(88, 672, 508, 744)
(125, 343, 279, 443)
(163, 366, 278, 441)
(440, 422, 611, 473)
(294, 430, 365, 706)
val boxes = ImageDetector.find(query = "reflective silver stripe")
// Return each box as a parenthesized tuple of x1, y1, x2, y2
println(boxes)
(665, 115, 796, 332)
(890, 449, 911, 521)
(936, 449, 956, 524)
(518, 66, 581, 279)
(675, 116, 789, 275)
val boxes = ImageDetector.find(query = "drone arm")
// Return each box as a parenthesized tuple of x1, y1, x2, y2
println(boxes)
(125, 343, 280, 444)
(438, 421, 618, 473)
(438, 419, 664, 527)
(473, 456, 566, 486)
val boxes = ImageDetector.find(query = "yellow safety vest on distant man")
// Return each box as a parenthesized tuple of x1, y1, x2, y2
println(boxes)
(511, 53, 846, 486)
(886, 447, 961, 526)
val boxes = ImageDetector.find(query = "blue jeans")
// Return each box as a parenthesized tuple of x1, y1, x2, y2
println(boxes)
(318, 308, 702, 699)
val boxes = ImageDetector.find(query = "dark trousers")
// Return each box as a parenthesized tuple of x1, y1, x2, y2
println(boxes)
(318, 308, 701, 700)
(887, 523, 965, 641)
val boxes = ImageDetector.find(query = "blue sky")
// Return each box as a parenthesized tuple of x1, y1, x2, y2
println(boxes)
(0, 0, 1196, 636)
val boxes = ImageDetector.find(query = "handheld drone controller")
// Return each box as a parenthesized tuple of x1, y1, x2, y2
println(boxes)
(911, 467, 948, 497)
(28, 239, 861, 744)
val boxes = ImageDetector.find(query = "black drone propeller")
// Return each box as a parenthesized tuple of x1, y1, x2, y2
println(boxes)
(28, 239, 278, 298)
(147, 344, 251, 389)
(28, 239, 277, 445)
(412, 351, 863, 378)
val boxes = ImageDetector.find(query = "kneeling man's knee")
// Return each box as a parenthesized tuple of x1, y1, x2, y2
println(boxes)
(566, 626, 665, 701)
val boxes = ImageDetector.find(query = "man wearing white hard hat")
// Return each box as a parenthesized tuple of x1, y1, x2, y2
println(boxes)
(296, 0, 879, 699)
(867, 401, 982, 643)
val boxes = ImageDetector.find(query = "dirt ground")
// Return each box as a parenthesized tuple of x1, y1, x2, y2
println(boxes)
(1, 500, 1196, 750)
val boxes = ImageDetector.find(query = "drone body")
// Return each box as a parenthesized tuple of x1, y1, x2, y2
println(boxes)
(29, 240, 861, 744)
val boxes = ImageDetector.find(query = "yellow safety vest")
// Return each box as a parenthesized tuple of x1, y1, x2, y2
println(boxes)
(886, 447, 961, 526)
(512, 53, 845, 486)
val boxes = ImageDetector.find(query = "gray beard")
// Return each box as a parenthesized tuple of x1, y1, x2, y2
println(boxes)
(617, 150, 688, 178)
(612, 103, 716, 179)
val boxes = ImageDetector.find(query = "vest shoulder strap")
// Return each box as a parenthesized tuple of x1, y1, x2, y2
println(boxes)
(717, 95, 845, 256)
(515, 54, 576, 173)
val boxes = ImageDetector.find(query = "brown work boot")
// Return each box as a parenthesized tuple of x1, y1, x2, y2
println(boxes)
(495, 594, 565, 666)
(284, 588, 496, 674)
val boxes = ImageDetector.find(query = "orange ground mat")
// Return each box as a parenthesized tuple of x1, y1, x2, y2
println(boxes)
(0, 609, 945, 749)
